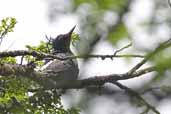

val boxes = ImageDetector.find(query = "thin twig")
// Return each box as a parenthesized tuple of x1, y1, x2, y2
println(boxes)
(0, 25, 10, 45)
(128, 58, 148, 75)
(45, 34, 53, 53)
(140, 107, 150, 114)
(168, 0, 171, 8)
(67, 54, 144, 60)
(2, 40, 17, 51)
(20, 56, 24, 65)
(0, 50, 145, 60)
(127, 38, 171, 75)
(141, 87, 161, 94)
(112, 81, 160, 114)
(120, 66, 155, 80)
(114, 42, 132, 55)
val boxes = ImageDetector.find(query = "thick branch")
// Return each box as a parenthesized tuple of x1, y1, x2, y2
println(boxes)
(0, 39, 170, 90)
(0, 63, 155, 89)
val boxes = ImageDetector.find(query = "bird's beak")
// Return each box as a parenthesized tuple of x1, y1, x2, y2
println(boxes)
(67, 25, 76, 36)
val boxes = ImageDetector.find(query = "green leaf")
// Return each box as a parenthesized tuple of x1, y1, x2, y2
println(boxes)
(96, 0, 125, 10)
(108, 23, 128, 45)
(74, 0, 126, 11)
(0, 57, 16, 64)
(0, 17, 17, 42)
(71, 32, 80, 46)
(25, 41, 52, 53)
(74, 0, 94, 6)
(153, 48, 171, 73)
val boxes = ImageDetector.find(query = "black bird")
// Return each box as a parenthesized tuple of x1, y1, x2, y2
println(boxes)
(42, 26, 79, 88)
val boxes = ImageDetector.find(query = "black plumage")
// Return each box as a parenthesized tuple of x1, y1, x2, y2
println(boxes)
(42, 26, 78, 87)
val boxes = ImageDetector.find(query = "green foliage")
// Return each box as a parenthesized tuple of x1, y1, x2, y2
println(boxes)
(26, 41, 52, 53)
(74, 0, 95, 7)
(108, 23, 129, 45)
(25, 41, 52, 66)
(71, 32, 80, 46)
(0, 76, 30, 113)
(0, 76, 80, 114)
(0, 17, 17, 47)
(0, 17, 80, 114)
(152, 48, 171, 73)
(0, 57, 16, 64)
(0, 0, 170, 113)
(27, 90, 62, 114)
(71, 0, 131, 54)
(156, 56, 171, 72)
(73, 0, 126, 11)
(67, 107, 80, 114)
(96, 0, 126, 11)
(0, 17, 17, 36)
(25, 33, 80, 53)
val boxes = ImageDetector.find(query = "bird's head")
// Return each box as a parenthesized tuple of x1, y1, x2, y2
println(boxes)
(52, 26, 76, 53)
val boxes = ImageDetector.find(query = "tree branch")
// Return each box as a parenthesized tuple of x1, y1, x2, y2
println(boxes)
(127, 38, 171, 75)
(0, 63, 155, 89)
(0, 50, 144, 61)
(0, 39, 170, 90)
(112, 81, 160, 114)
(113, 42, 132, 55)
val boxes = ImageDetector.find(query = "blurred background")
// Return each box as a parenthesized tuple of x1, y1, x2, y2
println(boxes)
(0, 0, 171, 114)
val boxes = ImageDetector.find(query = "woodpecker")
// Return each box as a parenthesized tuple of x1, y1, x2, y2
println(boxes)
(42, 26, 79, 88)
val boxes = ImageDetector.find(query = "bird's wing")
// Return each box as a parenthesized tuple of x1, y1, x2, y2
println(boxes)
(43, 59, 78, 81)
(41, 52, 79, 82)
(44, 59, 75, 73)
